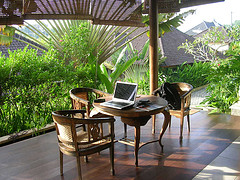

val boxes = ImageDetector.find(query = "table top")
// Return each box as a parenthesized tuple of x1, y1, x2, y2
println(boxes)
(93, 95, 168, 118)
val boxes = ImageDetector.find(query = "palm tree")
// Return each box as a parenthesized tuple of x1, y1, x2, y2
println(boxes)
(11, 10, 194, 65)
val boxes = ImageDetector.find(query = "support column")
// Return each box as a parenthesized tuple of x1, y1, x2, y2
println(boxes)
(149, 0, 158, 94)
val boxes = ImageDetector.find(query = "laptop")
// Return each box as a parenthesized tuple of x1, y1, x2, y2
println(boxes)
(100, 81, 138, 109)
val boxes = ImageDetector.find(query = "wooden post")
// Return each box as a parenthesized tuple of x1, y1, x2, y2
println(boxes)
(149, 0, 158, 94)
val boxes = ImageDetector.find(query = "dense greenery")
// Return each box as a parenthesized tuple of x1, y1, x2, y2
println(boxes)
(0, 47, 98, 137)
(0, 45, 211, 137)
(180, 25, 240, 112)
(1, 22, 239, 137)
(203, 41, 240, 113)
(158, 61, 211, 88)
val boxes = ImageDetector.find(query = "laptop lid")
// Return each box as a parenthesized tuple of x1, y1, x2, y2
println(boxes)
(112, 81, 138, 103)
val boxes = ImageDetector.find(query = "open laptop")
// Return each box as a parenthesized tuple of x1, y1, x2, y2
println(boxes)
(100, 81, 138, 109)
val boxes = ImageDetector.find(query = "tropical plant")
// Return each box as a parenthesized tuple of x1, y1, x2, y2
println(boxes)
(97, 40, 150, 93)
(12, 10, 193, 63)
(0, 25, 15, 46)
(143, 10, 195, 37)
(179, 32, 221, 62)
(0, 47, 99, 137)
(124, 40, 149, 82)
(158, 61, 211, 88)
(178, 25, 240, 63)
(97, 45, 138, 93)
(203, 41, 240, 113)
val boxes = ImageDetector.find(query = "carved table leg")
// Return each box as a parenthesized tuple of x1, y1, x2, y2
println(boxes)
(124, 123, 127, 138)
(159, 110, 170, 152)
(134, 126, 140, 167)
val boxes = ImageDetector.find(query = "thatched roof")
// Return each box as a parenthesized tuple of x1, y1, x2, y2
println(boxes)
(159, 28, 195, 67)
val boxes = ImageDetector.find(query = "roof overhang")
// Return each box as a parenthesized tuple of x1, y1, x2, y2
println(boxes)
(0, 0, 225, 26)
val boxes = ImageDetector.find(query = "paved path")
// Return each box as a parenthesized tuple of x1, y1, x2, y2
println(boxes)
(191, 85, 210, 108)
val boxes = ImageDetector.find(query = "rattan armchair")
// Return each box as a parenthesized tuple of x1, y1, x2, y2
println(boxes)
(52, 109, 115, 180)
(152, 82, 193, 141)
(69, 87, 111, 118)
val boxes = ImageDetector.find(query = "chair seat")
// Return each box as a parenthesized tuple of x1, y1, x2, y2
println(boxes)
(169, 108, 190, 118)
(90, 108, 111, 118)
(60, 130, 110, 148)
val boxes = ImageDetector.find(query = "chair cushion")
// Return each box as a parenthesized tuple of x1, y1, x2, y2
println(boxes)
(156, 82, 181, 110)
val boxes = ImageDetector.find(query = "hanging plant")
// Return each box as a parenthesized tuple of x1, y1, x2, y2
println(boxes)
(0, 25, 15, 46)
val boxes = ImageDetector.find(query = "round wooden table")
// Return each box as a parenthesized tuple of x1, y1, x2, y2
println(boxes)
(93, 95, 170, 166)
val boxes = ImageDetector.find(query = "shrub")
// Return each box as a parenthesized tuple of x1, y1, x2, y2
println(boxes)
(158, 61, 211, 88)
(0, 47, 98, 137)
(203, 42, 240, 112)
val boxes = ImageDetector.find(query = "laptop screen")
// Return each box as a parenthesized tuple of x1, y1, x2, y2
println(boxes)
(113, 81, 138, 102)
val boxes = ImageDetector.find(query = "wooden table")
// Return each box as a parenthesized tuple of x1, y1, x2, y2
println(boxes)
(93, 95, 170, 166)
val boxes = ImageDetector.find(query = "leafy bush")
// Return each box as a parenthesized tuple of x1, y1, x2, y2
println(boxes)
(158, 61, 211, 88)
(60, 22, 97, 65)
(0, 83, 70, 137)
(203, 42, 240, 112)
(0, 48, 98, 137)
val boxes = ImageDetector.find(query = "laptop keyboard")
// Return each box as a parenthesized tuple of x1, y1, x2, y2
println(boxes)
(109, 101, 130, 106)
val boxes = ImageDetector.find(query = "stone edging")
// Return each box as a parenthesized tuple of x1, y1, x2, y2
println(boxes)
(192, 84, 209, 92)
(0, 123, 55, 146)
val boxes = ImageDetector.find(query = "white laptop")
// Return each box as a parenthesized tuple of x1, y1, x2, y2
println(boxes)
(100, 81, 138, 109)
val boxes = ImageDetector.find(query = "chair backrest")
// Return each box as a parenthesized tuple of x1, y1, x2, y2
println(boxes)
(152, 82, 193, 110)
(171, 82, 193, 110)
(172, 82, 193, 96)
(69, 88, 110, 117)
(52, 110, 115, 154)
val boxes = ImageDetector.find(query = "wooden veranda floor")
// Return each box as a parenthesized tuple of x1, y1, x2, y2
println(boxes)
(0, 111, 239, 180)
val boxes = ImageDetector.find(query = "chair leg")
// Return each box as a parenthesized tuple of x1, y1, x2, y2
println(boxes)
(124, 123, 127, 138)
(59, 150, 63, 176)
(84, 155, 88, 163)
(187, 114, 190, 132)
(110, 143, 115, 175)
(152, 115, 156, 134)
(180, 116, 184, 141)
(76, 155, 82, 180)
(168, 116, 172, 129)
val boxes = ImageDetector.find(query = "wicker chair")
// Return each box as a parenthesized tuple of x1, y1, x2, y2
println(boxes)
(52, 109, 115, 180)
(69, 88, 111, 118)
(152, 82, 193, 141)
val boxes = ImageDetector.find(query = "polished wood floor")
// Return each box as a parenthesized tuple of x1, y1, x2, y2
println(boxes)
(0, 111, 239, 180)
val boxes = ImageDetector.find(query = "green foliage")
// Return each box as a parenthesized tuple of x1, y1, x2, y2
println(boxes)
(158, 61, 211, 88)
(179, 26, 230, 62)
(0, 25, 15, 46)
(60, 22, 97, 65)
(98, 40, 149, 94)
(0, 48, 98, 137)
(142, 10, 195, 37)
(0, 83, 70, 137)
(227, 25, 240, 43)
(123, 40, 150, 94)
(204, 42, 240, 112)
(233, 20, 240, 26)
(97, 45, 138, 93)
(15, 20, 144, 65)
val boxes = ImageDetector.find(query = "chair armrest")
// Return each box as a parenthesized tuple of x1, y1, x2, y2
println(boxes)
(93, 89, 111, 97)
(181, 90, 192, 99)
(52, 109, 86, 117)
(152, 88, 160, 96)
(73, 117, 115, 125)
(70, 93, 90, 106)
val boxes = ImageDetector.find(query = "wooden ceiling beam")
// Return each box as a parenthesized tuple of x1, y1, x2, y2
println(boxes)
(180, 0, 225, 8)
(23, 14, 92, 20)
